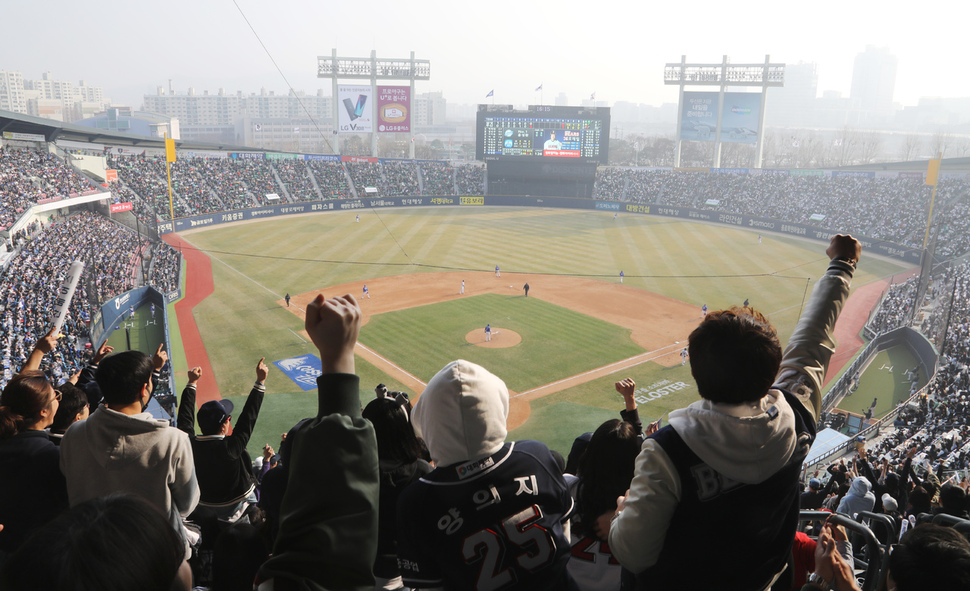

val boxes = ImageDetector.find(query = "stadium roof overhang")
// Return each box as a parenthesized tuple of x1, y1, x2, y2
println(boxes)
(0, 109, 258, 153)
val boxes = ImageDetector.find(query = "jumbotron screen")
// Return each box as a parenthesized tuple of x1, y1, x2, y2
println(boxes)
(476, 105, 610, 164)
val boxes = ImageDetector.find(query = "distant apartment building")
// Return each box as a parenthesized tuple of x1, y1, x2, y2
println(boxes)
(144, 85, 452, 150)
(145, 86, 335, 147)
(0, 70, 108, 122)
(0, 70, 28, 113)
(412, 91, 446, 127)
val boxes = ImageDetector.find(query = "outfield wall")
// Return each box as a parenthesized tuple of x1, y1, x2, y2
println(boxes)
(156, 195, 922, 264)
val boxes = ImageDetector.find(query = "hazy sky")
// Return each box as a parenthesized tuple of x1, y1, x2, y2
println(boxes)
(3, 0, 967, 110)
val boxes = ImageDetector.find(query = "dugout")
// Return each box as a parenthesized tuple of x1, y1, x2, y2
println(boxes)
(90, 286, 175, 421)
(822, 326, 938, 415)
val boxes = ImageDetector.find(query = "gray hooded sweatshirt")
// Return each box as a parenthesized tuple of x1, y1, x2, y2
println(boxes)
(837, 476, 875, 518)
(60, 405, 199, 547)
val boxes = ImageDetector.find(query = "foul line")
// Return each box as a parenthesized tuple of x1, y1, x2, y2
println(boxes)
(513, 341, 687, 399)
(356, 342, 427, 388)
(207, 250, 306, 312)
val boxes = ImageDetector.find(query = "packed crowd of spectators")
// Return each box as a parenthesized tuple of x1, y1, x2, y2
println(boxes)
(866, 277, 919, 336)
(380, 161, 420, 196)
(148, 241, 182, 295)
(592, 166, 629, 200)
(0, 146, 96, 230)
(170, 162, 227, 215)
(346, 162, 385, 195)
(230, 160, 281, 207)
(192, 159, 258, 211)
(595, 168, 970, 256)
(272, 159, 320, 202)
(455, 163, 485, 194)
(418, 161, 454, 195)
(108, 183, 159, 228)
(0, 212, 148, 389)
(107, 155, 194, 220)
(307, 160, 352, 199)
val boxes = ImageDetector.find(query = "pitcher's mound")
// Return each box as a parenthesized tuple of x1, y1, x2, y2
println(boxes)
(466, 328, 522, 348)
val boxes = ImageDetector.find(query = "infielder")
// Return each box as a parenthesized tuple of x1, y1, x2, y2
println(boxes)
(701, 304, 708, 318)
(363, 284, 370, 299)
(460, 280, 465, 295)
(495, 265, 501, 277)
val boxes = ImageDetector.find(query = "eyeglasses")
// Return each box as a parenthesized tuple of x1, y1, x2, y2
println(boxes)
(53, 389, 62, 401)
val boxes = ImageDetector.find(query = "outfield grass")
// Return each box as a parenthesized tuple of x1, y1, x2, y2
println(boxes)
(179, 207, 912, 457)
(510, 359, 698, 455)
(836, 346, 921, 418)
(360, 294, 643, 392)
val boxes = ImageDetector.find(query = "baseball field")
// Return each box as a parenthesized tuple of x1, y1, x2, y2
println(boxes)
(163, 207, 912, 457)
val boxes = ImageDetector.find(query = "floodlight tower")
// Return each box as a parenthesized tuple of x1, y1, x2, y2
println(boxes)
(317, 49, 430, 158)
(664, 55, 784, 168)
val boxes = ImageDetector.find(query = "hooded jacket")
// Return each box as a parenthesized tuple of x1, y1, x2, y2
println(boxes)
(837, 476, 876, 518)
(59, 405, 199, 546)
(398, 360, 573, 590)
(609, 258, 854, 591)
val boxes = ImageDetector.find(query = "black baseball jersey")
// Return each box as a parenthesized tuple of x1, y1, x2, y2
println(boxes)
(397, 440, 574, 590)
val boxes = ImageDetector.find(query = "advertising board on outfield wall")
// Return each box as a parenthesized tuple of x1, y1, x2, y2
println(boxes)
(157, 195, 921, 264)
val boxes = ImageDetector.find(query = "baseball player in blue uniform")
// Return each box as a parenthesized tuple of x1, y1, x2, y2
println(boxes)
(495, 265, 501, 277)
(363, 284, 370, 299)
(484, 323, 491, 342)
(397, 360, 574, 590)
(701, 304, 708, 318)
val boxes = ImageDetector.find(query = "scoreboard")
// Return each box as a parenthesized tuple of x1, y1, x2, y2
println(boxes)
(476, 105, 610, 164)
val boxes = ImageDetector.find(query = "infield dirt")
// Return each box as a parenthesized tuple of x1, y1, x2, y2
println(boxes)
(281, 271, 700, 429)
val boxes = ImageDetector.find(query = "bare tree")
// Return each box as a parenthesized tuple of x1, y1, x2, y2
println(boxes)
(900, 133, 923, 161)
(760, 131, 779, 168)
(931, 128, 952, 158)
(835, 126, 859, 167)
(859, 130, 883, 164)
(954, 138, 970, 158)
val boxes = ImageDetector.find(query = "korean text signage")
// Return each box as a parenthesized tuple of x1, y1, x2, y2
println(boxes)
(680, 92, 718, 142)
(377, 86, 410, 133)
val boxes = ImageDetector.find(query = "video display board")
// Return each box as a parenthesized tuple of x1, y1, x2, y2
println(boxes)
(476, 105, 610, 164)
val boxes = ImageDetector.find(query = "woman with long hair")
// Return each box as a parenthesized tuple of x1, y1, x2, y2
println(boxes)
(0, 369, 69, 564)
(567, 418, 642, 590)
